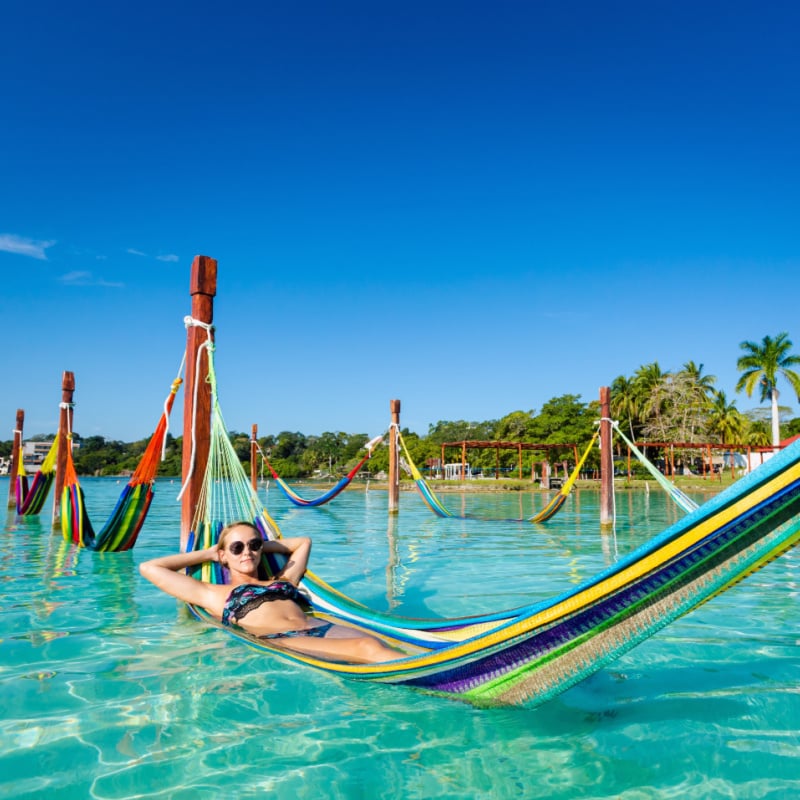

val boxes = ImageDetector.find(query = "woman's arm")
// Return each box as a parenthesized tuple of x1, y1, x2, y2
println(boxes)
(139, 547, 223, 611)
(263, 537, 311, 585)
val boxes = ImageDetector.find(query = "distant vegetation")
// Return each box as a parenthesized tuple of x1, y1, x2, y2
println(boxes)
(1, 392, 798, 480)
(3, 334, 799, 478)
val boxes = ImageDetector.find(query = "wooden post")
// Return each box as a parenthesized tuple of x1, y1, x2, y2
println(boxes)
(52, 371, 75, 528)
(181, 255, 217, 548)
(250, 424, 258, 490)
(388, 399, 400, 513)
(462, 442, 467, 481)
(7, 409, 24, 508)
(600, 386, 613, 526)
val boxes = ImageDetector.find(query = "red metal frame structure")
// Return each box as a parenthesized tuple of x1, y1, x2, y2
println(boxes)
(627, 441, 775, 480)
(439, 440, 579, 481)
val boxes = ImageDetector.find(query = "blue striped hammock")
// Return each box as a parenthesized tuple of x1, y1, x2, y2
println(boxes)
(183, 351, 800, 707)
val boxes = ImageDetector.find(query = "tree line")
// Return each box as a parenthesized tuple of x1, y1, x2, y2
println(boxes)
(3, 333, 799, 479)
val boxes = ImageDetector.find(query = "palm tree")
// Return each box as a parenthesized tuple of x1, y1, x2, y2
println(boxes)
(682, 360, 717, 398)
(633, 361, 665, 426)
(610, 374, 638, 441)
(736, 332, 800, 448)
(706, 391, 745, 444)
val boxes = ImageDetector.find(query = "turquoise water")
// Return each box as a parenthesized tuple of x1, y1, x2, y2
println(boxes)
(1, 478, 799, 799)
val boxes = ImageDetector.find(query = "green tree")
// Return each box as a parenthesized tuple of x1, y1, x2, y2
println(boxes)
(706, 391, 745, 444)
(736, 332, 800, 447)
(610, 374, 639, 441)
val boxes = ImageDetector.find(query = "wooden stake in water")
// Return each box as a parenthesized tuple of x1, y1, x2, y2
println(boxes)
(388, 398, 401, 514)
(7, 409, 23, 509)
(600, 385, 614, 527)
(181, 255, 217, 548)
(53, 371, 75, 528)
(250, 424, 258, 491)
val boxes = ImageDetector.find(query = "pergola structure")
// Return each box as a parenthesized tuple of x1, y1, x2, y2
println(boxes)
(628, 441, 775, 479)
(439, 440, 579, 481)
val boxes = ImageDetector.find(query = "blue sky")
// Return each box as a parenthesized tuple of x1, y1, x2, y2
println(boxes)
(2, 1, 799, 443)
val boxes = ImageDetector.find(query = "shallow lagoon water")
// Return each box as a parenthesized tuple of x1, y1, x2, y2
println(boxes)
(1, 477, 798, 799)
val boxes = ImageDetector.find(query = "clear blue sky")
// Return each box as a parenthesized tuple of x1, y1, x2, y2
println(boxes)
(2, 1, 799, 442)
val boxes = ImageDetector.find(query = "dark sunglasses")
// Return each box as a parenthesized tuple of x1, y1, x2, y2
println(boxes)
(228, 537, 264, 556)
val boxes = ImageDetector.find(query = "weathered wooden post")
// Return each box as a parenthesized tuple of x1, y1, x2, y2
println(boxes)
(181, 255, 217, 549)
(600, 386, 613, 527)
(52, 371, 75, 528)
(388, 399, 400, 513)
(7, 409, 24, 508)
(250, 424, 258, 491)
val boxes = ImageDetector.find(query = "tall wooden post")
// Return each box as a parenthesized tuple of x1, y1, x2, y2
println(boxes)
(388, 399, 401, 513)
(600, 386, 613, 527)
(7, 409, 24, 508)
(181, 255, 217, 548)
(250, 424, 258, 491)
(52, 371, 75, 528)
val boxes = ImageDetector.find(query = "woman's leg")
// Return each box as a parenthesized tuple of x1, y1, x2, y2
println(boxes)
(271, 624, 400, 663)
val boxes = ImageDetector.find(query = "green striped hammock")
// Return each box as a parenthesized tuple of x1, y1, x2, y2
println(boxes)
(15, 438, 58, 516)
(184, 345, 800, 707)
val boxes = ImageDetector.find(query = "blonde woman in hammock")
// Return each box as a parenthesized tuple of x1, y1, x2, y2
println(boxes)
(139, 521, 398, 664)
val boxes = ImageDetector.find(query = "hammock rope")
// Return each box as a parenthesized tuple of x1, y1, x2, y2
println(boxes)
(61, 368, 184, 552)
(15, 436, 59, 516)
(606, 418, 699, 514)
(259, 433, 385, 507)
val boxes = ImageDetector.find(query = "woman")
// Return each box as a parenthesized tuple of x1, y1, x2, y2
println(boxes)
(139, 520, 399, 664)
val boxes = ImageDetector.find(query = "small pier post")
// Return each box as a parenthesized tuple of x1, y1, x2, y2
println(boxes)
(250, 424, 258, 491)
(600, 386, 614, 527)
(388, 399, 401, 514)
(181, 255, 217, 549)
(52, 371, 75, 528)
(7, 409, 24, 509)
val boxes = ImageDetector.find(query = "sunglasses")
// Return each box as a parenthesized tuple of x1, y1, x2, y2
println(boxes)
(227, 537, 264, 556)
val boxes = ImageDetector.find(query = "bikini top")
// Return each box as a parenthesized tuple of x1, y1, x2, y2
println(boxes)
(221, 581, 304, 626)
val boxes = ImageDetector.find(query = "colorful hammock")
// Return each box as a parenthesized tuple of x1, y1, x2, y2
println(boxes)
(609, 420, 699, 514)
(397, 428, 598, 523)
(15, 438, 58, 516)
(262, 434, 384, 507)
(61, 377, 182, 551)
(182, 341, 800, 707)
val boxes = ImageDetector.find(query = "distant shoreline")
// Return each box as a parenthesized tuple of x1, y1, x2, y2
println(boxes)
(259, 477, 727, 496)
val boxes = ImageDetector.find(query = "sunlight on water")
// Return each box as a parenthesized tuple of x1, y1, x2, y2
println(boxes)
(1, 477, 799, 798)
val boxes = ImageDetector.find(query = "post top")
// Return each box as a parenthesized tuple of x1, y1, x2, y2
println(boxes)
(190, 255, 218, 296)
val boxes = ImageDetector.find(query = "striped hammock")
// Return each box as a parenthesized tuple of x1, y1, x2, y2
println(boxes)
(262, 434, 384, 508)
(61, 377, 182, 551)
(610, 421, 699, 514)
(15, 438, 59, 516)
(397, 428, 599, 523)
(183, 341, 800, 707)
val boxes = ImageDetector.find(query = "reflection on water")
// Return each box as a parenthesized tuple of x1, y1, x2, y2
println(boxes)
(1, 476, 799, 799)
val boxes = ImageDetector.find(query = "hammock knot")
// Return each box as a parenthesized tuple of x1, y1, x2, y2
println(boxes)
(184, 315, 215, 333)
